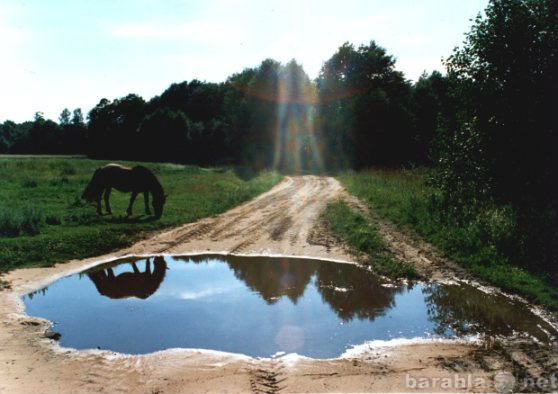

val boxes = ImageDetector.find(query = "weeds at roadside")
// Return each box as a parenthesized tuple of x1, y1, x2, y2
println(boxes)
(322, 201, 419, 279)
(0, 278, 10, 290)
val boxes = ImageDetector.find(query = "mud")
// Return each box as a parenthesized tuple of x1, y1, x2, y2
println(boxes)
(0, 176, 556, 393)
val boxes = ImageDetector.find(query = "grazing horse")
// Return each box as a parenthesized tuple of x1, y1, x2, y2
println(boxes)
(82, 163, 166, 218)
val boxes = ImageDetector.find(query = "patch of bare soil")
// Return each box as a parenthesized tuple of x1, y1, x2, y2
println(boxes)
(0, 176, 556, 393)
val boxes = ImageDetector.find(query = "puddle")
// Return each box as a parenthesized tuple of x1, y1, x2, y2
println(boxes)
(23, 255, 556, 358)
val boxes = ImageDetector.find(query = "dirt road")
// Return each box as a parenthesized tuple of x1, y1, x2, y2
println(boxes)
(0, 176, 554, 393)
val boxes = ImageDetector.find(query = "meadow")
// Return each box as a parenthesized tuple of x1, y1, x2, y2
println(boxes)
(0, 157, 281, 273)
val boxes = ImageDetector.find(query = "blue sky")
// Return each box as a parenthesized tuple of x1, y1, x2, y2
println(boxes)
(0, 0, 488, 122)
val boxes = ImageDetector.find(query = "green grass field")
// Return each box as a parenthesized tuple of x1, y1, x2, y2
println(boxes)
(0, 157, 281, 273)
(338, 169, 558, 309)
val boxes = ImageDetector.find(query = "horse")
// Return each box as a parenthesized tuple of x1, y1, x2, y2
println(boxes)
(87, 256, 167, 299)
(82, 163, 166, 218)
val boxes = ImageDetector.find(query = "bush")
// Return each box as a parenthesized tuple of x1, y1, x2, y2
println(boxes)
(0, 207, 42, 236)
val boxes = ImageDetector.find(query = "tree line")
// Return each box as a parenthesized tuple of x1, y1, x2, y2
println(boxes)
(0, 0, 555, 275)
(0, 46, 447, 171)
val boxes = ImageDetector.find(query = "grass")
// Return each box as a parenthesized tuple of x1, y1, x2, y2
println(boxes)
(322, 201, 419, 279)
(338, 169, 558, 309)
(0, 157, 282, 273)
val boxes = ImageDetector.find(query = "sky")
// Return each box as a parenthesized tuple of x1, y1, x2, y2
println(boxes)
(0, 0, 488, 123)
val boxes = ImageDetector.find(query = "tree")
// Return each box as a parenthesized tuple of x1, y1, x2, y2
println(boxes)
(87, 94, 146, 159)
(34, 112, 44, 122)
(138, 108, 190, 162)
(317, 41, 414, 170)
(436, 0, 558, 275)
(246, 58, 282, 170)
(440, 0, 557, 208)
(222, 67, 257, 164)
(411, 71, 448, 164)
(28, 116, 62, 153)
(275, 60, 321, 173)
(71, 108, 85, 126)
(59, 108, 71, 126)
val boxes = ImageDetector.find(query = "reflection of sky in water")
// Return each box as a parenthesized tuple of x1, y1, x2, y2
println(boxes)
(23, 255, 556, 358)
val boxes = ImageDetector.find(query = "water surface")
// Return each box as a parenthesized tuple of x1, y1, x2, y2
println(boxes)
(23, 255, 556, 358)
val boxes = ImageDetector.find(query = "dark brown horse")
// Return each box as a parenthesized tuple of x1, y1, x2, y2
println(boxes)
(87, 256, 167, 299)
(82, 164, 166, 218)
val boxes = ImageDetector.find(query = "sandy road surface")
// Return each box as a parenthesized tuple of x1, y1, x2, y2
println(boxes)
(0, 176, 553, 393)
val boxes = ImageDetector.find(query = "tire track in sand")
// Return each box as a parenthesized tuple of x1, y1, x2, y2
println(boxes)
(149, 176, 346, 258)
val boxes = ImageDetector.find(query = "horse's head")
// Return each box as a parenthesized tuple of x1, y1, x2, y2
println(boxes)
(82, 169, 103, 202)
(153, 193, 167, 219)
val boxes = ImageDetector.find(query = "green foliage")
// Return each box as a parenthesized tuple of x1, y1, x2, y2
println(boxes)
(223, 59, 320, 172)
(432, 0, 558, 275)
(59, 108, 71, 126)
(0, 157, 281, 272)
(323, 201, 418, 279)
(317, 41, 415, 170)
(340, 169, 558, 309)
(411, 71, 449, 164)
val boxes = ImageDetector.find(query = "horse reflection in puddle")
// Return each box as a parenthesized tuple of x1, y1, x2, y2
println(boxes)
(87, 256, 167, 299)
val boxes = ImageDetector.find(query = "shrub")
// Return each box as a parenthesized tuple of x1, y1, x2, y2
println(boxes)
(0, 207, 42, 236)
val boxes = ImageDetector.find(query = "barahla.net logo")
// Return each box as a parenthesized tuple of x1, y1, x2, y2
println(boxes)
(405, 370, 558, 392)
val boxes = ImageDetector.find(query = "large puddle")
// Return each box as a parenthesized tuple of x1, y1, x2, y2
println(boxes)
(23, 255, 556, 358)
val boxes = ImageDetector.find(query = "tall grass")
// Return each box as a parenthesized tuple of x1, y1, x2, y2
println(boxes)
(323, 201, 418, 279)
(339, 169, 558, 309)
(0, 207, 42, 236)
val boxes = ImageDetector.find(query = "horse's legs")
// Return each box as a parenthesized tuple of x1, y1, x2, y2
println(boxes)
(143, 191, 151, 215)
(96, 198, 102, 215)
(104, 187, 112, 215)
(127, 191, 138, 216)
(145, 258, 151, 274)
(131, 261, 140, 274)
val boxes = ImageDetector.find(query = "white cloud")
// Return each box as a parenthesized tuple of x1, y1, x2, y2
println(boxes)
(179, 287, 232, 300)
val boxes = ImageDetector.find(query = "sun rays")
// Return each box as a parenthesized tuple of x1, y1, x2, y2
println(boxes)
(272, 61, 324, 174)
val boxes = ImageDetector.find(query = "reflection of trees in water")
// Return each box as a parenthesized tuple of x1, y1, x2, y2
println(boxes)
(226, 256, 319, 304)
(203, 255, 401, 322)
(87, 256, 167, 300)
(24, 286, 49, 300)
(423, 283, 554, 342)
(315, 263, 401, 322)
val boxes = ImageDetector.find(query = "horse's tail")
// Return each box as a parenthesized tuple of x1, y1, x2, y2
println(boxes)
(82, 168, 103, 202)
